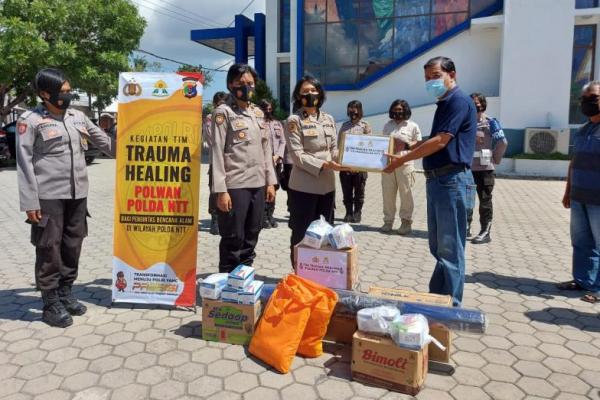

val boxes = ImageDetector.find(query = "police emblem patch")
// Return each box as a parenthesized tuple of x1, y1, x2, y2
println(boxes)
(238, 131, 246, 139)
(17, 122, 27, 135)
(288, 121, 299, 134)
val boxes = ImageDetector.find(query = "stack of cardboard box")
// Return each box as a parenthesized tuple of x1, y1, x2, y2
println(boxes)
(201, 266, 264, 345)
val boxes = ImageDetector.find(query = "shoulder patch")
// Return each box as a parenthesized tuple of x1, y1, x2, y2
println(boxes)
(215, 114, 225, 125)
(254, 108, 264, 118)
(17, 122, 28, 135)
(288, 120, 299, 134)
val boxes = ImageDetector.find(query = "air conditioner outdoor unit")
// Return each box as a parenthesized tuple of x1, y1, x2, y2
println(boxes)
(524, 128, 570, 155)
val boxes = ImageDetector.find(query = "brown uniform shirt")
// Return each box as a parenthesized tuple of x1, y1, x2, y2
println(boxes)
(16, 105, 114, 211)
(284, 109, 338, 195)
(210, 99, 277, 193)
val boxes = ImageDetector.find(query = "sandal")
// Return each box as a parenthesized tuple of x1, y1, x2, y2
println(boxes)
(581, 294, 600, 304)
(556, 280, 584, 291)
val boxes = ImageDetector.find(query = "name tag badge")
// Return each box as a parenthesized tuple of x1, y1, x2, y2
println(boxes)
(231, 119, 248, 131)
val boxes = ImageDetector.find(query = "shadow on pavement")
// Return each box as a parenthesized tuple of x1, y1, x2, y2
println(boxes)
(466, 271, 584, 300)
(525, 307, 600, 333)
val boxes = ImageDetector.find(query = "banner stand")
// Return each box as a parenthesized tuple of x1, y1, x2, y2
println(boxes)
(111, 72, 203, 308)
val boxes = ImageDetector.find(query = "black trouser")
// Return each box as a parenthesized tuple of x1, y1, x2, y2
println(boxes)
(467, 170, 495, 226)
(208, 165, 218, 215)
(288, 189, 335, 265)
(31, 198, 88, 291)
(217, 187, 266, 273)
(339, 171, 367, 212)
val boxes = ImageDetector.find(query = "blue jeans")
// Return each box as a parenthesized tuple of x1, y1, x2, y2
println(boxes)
(571, 200, 600, 294)
(426, 170, 469, 306)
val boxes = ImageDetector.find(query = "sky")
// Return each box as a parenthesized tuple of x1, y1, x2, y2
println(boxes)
(132, 0, 266, 103)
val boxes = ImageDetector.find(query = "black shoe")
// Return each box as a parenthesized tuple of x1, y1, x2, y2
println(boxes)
(472, 223, 492, 244)
(269, 217, 278, 228)
(343, 213, 352, 223)
(57, 285, 87, 316)
(352, 211, 362, 224)
(41, 290, 73, 327)
(262, 217, 272, 229)
(209, 215, 219, 235)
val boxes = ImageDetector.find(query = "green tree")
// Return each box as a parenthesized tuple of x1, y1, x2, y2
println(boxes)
(176, 64, 214, 88)
(253, 79, 288, 120)
(0, 0, 146, 119)
(130, 56, 162, 73)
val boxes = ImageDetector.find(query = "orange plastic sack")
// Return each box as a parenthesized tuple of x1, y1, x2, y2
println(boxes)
(249, 275, 315, 373)
(292, 275, 338, 358)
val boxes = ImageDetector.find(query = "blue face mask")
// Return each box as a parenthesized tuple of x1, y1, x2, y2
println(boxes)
(425, 79, 447, 99)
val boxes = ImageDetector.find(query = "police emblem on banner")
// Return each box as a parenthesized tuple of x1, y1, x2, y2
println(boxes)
(123, 78, 142, 96)
(152, 80, 169, 97)
(182, 76, 199, 99)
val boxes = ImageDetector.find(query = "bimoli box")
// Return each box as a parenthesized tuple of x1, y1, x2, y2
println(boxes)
(368, 287, 452, 363)
(202, 299, 261, 345)
(351, 331, 428, 395)
(294, 244, 358, 290)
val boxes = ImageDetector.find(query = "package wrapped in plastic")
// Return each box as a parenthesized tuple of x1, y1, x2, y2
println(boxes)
(388, 314, 430, 350)
(198, 273, 228, 299)
(302, 216, 333, 249)
(328, 223, 356, 250)
(334, 289, 487, 334)
(260, 285, 488, 334)
(356, 306, 400, 336)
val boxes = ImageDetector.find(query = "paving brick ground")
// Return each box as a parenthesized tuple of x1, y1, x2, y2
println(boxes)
(0, 158, 598, 400)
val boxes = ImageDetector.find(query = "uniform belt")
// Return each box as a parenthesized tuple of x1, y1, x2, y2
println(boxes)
(423, 164, 467, 179)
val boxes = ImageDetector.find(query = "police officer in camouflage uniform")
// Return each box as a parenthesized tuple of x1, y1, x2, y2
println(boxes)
(285, 75, 344, 266)
(211, 64, 277, 273)
(16, 68, 115, 327)
(338, 100, 372, 223)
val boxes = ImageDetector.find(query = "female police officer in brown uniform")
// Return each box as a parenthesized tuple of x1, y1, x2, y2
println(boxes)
(16, 68, 114, 327)
(285, 75, 343, 266)
(211, 64, 277, 273)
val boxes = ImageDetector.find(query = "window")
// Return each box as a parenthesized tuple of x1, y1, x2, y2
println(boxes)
(576, 0, 599, 9)
(279, 62, 291, 112)
(570, 25, 596, 124)
(279, 0, 291, 52)
(302, 0, 500, 86)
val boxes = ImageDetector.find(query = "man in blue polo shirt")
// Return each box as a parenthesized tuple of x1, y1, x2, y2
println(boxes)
(385, 56, 476, 306)
(557, 81, 600, 303)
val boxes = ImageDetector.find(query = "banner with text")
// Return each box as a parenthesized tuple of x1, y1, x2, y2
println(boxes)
(112, 72, 203, 306)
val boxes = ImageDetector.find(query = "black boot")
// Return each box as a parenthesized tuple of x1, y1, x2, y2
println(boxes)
(58, 284, 87, 316)
(343, 203, 353, 223)
(41, 290, 73, 328)
(472, 223, 492, 244)
(467, 223, 473, 239)
(209, 214, 219, 235)
(353, 202, 363, 223)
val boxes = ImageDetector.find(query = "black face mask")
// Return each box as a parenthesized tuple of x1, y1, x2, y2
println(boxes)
(230, 85, 255, 102)
(476, 105, 485, 113)
(300, 93, 320, 108)
(389, 111, 405, 121)
(581, 95, 600, 117)
(348, 112, 359, 120)
(47, 92, 72, 110)
(264, 110, 274, 120)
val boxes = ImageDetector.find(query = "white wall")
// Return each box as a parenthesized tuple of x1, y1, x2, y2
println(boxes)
(499, 0, 575, 129)
(323, 25, 502, 122)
